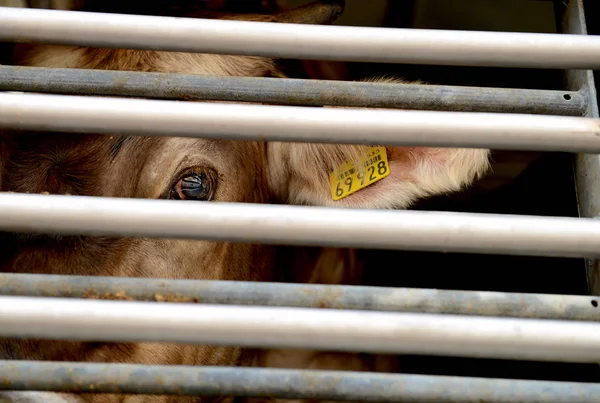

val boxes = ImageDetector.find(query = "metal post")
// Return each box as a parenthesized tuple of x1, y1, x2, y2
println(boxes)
(566, 0, 600, 296)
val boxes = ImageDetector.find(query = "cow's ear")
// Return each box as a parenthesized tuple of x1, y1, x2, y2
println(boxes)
(267, 142, 490, 209)
(224, 0, 345, 25)
(266, 78, 491, 210)
(268, 0, 345, 25)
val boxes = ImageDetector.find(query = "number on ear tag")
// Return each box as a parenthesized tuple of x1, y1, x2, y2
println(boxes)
(330, 146, 391, 201)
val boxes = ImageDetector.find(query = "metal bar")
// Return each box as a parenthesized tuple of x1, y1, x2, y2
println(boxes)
(566, 0, 600, 297)
(2, 7, 600, 68)
(0, 66, 586, 115)
(0, 361, 599, 403)
(1, 93, 600, 152)
(3, 296, 600, 362)
(3, 192, 600, 258)
(1, 273, 599, 321)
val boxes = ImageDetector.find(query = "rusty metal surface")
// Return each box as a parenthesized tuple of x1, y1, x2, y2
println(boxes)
(0, 360, 599, 402)
(0, 273, 599, 321)
(0, 65, 587, 115)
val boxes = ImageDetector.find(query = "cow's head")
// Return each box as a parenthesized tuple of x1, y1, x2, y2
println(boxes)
(0, 0, 350, 281)
(0, 1, 490, 401)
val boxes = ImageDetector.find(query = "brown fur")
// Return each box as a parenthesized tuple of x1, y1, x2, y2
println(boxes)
(0, 4, 490, 403)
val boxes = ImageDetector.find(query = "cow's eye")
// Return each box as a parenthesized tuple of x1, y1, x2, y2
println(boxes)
(169, 170, 216, 201)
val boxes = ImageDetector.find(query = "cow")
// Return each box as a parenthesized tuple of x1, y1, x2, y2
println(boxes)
(0, 1, 491, 402)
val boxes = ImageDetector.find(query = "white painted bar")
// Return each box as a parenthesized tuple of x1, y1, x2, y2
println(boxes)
(1, 193, 600, 258)
(1, 7, 600, 68)
(0, 92, 599, 152)
(1, 296, 600, 363)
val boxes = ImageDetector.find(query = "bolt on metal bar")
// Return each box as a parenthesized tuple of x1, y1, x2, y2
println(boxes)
(2, 193, 600, 259)
(3, 297, 600, 362)
(2, 7, 600, 68)
(0, 361, 599, 403)
(0, 66, 587, 116)
(1, 273, 599, 321)
(1, 93, 600, 152)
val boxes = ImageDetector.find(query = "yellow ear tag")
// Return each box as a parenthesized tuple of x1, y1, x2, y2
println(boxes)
(330, 146, 391, 201)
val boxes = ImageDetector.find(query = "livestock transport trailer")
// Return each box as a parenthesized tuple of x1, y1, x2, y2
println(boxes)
(1, 0, 600, 401)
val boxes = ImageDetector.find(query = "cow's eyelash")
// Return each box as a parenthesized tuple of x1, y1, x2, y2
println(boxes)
(160, 166, 218, 200)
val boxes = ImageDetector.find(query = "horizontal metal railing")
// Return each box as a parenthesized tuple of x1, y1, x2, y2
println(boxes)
(0, 66, 586, 115)
(2, 296, 600, 362)
(1, 273, 598, 321)
(1, 193, 600, 258)
(0, 361, 598, 403)
(1, 6, 600, 68)
(1, 92, 600, 152)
